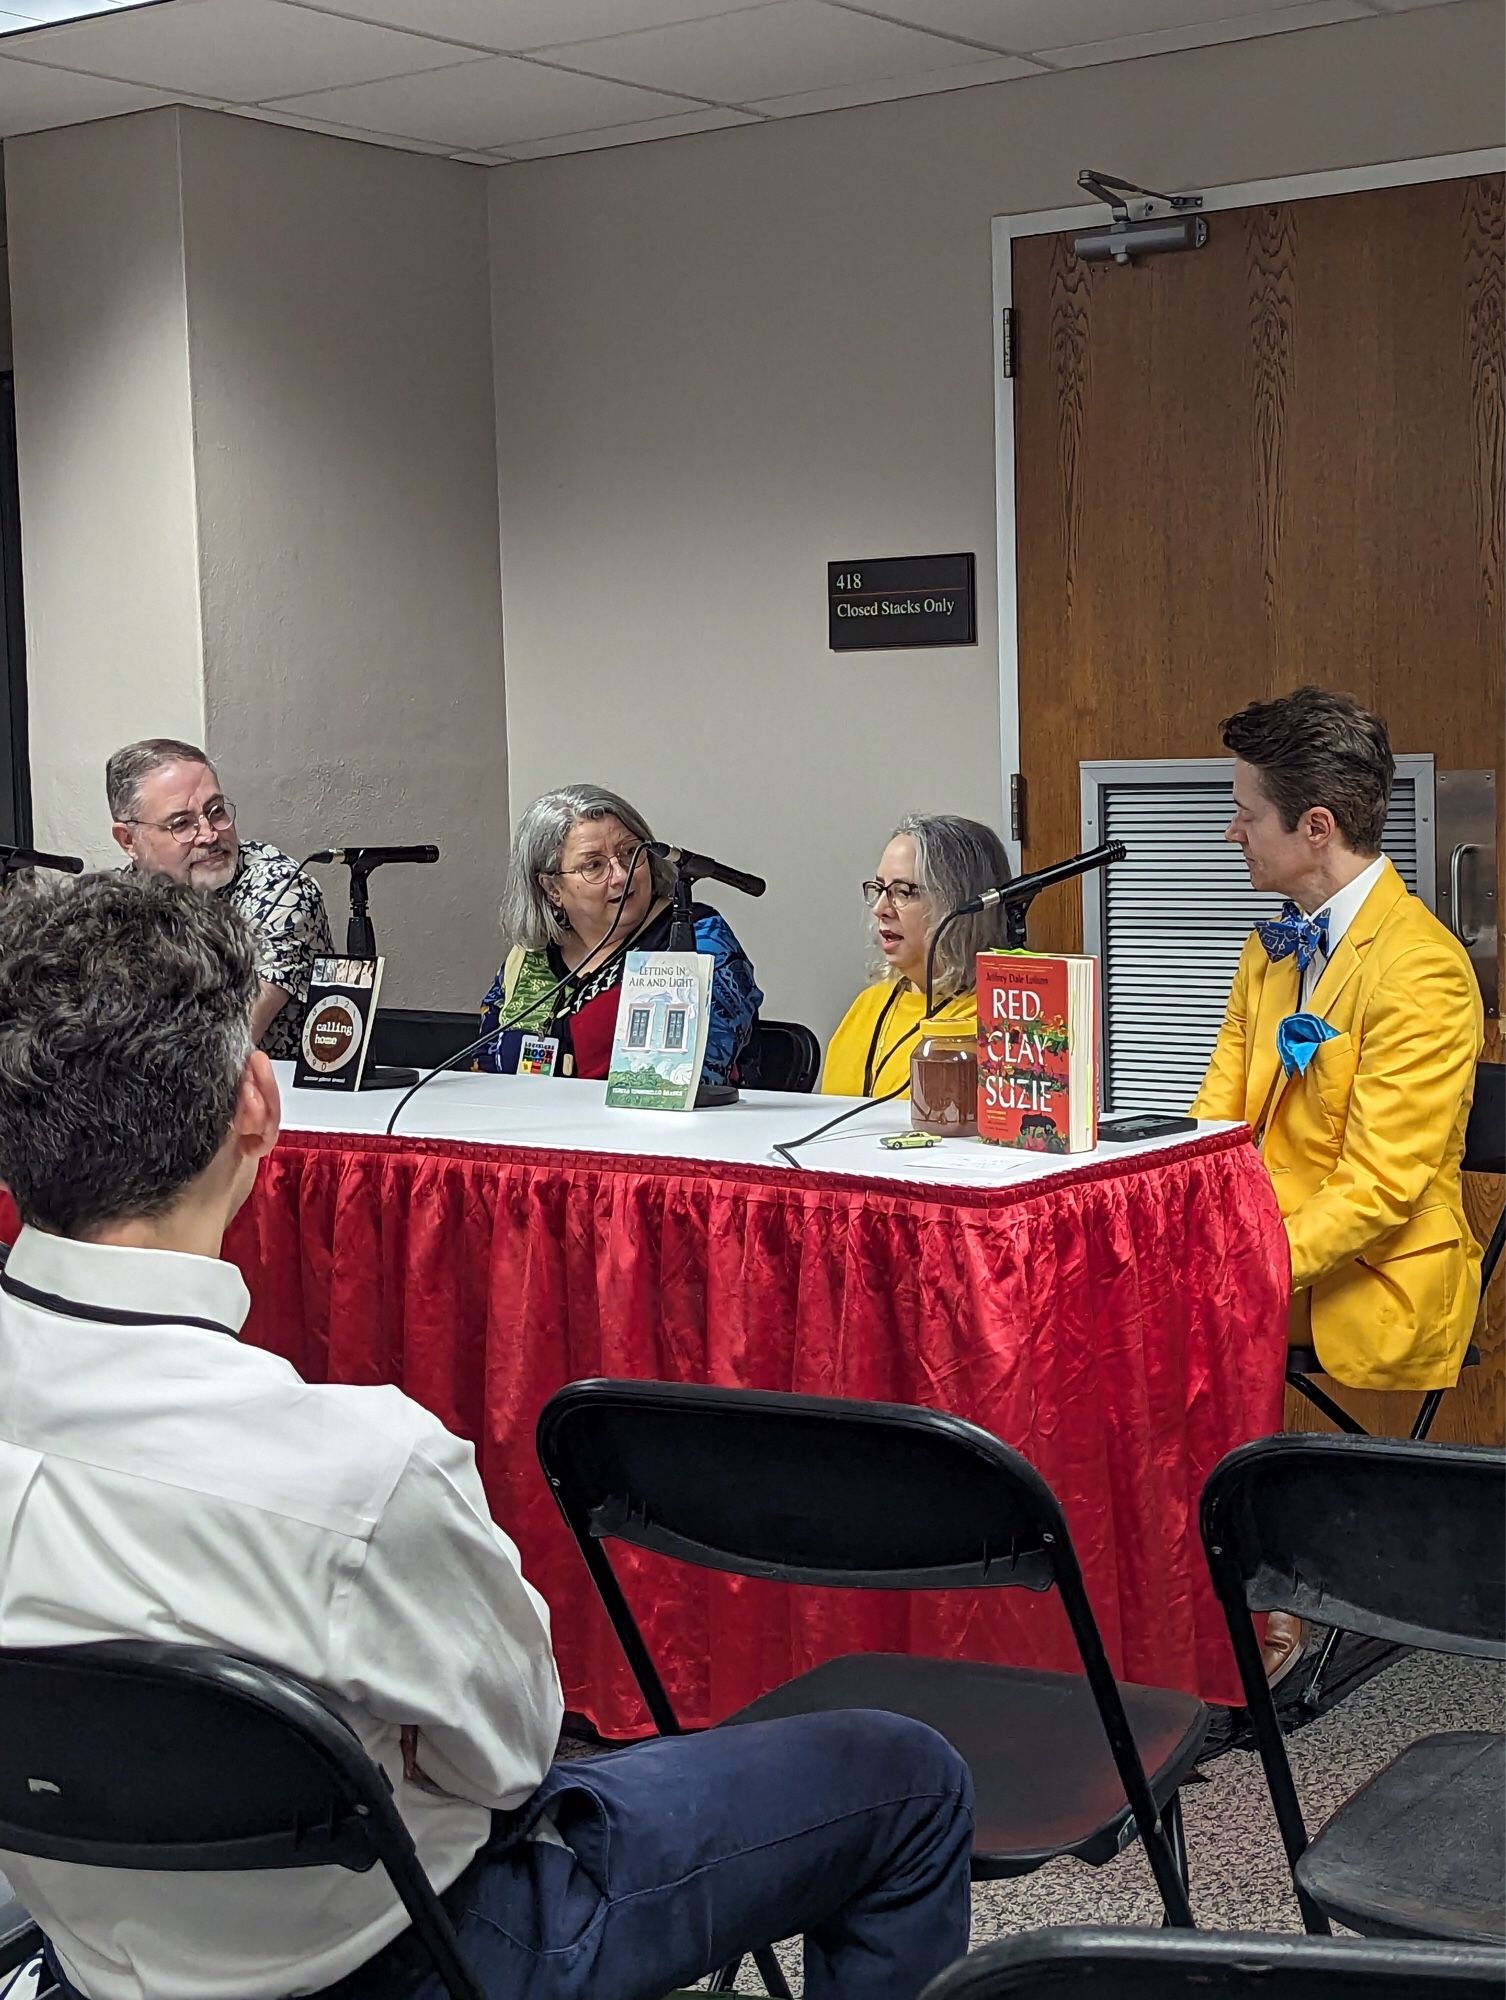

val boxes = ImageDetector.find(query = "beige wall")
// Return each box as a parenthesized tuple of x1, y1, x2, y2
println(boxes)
(178, 111, 506, 1009)
(6, 108, 505, 1007)
(489, 0, 1506, 1038)
(7, 112, 205, 864)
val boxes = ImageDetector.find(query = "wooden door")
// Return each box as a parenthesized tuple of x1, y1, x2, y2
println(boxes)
(1012, 173, 1504, 1445)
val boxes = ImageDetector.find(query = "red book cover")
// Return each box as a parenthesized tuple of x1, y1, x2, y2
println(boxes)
(976, 952, 1098, 1153)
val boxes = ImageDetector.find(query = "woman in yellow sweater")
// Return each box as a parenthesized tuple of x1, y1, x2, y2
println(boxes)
(822, 814, 1014, 1098)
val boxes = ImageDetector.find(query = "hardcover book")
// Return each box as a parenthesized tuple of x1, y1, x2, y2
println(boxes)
(293, 956, 384, 1093)
(604, 951, 714, 1112)
(976, 950, 1098, 1153)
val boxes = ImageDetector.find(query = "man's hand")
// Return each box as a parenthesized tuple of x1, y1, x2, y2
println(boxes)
(250, 979, 292, 1048)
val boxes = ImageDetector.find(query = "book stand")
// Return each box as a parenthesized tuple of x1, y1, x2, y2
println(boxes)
(667, 861, 738, 1108)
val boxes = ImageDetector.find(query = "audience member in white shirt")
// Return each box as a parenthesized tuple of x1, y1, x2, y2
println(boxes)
(0, 873, 972, 2000)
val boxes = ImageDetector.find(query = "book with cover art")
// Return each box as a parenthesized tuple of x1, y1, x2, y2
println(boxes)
(293, 956, 384, 1093)
(976, 950, 1098, 1153)
(604, 951, 714, 1111)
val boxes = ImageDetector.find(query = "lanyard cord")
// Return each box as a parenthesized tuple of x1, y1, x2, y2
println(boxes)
(863, 982, 911, 1097)
(0, 1260, 240, 1340)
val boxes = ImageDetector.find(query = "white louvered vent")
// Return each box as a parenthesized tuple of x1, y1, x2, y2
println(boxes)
(1080, 757, 1435, 1116)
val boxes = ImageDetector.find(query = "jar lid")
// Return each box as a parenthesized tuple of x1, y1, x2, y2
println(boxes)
(918, 1017, 975, 1039)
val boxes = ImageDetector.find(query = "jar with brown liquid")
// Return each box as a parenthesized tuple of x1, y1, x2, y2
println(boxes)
(910, 1020, 979, 1138)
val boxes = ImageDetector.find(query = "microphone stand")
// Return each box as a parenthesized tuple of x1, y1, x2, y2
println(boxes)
(325, 857, 415, 1091)
(666, 859, 737, 1110)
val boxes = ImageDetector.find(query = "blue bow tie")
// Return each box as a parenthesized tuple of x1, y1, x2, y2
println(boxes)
(1256, 901, 1331, 974)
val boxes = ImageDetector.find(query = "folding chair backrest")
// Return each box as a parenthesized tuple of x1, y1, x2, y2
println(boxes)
(1201, 1435, 1506, 1657)
(1462, 1062, 1504, 1179)
(537, 1379, 1063, 1590)
(919, 1926, 1506, 1998)
(0, 1643, 386, 1871)
(0, 1641, 485, 2000)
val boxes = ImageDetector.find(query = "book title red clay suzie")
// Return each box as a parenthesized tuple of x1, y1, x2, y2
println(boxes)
(976, 956, 1074, 1153)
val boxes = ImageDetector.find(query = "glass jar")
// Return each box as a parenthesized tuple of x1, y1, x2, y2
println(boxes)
(910, 1021, 978, 1139)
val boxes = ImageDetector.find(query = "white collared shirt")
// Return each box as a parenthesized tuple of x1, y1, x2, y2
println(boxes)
(0, 1229, 563, 2000)
(1299, 853, 1388, 1012)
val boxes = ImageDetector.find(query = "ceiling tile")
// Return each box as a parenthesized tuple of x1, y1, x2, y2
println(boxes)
(263, 54, 695, 148)
(0, 45, 176, 128)
(281, 0, 781, 52)
(828, 0, 1348, 51)
(501, 103, 758, 156)
(532, 0, 995, 102)
(3, 0, 482, 100)
(750, 49, 1039, 112)
(1037, 0, 1373, 64)
(0, 9, 47, 30)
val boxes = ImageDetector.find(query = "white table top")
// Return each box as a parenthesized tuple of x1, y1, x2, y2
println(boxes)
(272, 1062, 1239, 1193)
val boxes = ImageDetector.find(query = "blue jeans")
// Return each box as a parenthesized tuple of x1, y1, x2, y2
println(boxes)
(422, 1709, 974, 2000)
(44, 1710, 972, 2000)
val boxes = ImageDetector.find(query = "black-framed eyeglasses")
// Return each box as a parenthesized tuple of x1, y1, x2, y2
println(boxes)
(862, 877, 925, 909)
(128, 799, 237, 846)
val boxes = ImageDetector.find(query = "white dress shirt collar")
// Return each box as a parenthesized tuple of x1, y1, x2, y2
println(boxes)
(1307, 853, 1387, 951)
(4, 1226, 250, 1333)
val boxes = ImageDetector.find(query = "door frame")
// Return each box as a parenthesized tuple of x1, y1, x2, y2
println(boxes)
(991, 145, 1506, 875)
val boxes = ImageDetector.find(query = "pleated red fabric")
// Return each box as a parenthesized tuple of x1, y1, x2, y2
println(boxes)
(197, 1125, 1283, 1725)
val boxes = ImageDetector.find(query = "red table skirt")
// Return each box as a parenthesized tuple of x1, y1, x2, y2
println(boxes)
(212, 1124, 1289, 1725)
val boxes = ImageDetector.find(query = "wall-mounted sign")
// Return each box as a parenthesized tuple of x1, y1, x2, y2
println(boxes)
(828, 553, 976, 652)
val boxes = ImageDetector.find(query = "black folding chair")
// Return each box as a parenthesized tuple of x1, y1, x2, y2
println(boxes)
(745, 1019, 822, 1094)
(0, 1641, 486, 2000)
(537, 1380, 1208, 1950)
(1201, 1434, 1505, 1944)
(371, 1007, 482, 1072)
(918, 1925, 1506, 1998)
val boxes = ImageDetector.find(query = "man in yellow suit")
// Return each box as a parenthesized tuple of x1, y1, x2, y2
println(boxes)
(1191, 687, 1484, 1676)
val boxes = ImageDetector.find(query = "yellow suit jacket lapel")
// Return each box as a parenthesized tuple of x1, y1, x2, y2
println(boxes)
(1248, 951, 1299, 1135)
(1306, 859, 1408, 1023)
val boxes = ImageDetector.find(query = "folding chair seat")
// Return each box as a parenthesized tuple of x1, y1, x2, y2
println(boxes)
(1202, 1433, 1505, 1944)
(538, 1376, 1209, 1981)
(918, 1923, 1506, 1998)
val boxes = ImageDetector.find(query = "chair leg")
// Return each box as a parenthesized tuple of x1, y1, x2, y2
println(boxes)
(1299, 1624, 1345, 1716)
(1158, 1791, 1191, 1928)
(753, 1944, 794, 1997)
(1410, 1389, 1445, 1441)
(708, 1946, 793, 1996)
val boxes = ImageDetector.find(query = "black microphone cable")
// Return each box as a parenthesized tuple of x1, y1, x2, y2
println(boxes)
(772, 1078, 913, 1171)
(382, 843, 655, 1138)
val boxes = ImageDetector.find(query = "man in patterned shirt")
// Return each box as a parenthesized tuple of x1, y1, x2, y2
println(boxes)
(107, 737, 333, 1060)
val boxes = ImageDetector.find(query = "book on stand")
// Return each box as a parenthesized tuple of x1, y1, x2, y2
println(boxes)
(604, 951, 713, 1112)
(976, 950, 1098, 1153)
(293, 957, 384, 1093)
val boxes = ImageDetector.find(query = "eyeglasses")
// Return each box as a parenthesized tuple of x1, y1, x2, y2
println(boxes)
(552, 844, 643, 888)
(862, 877, 925, 909)
(128, 799, 237, 845)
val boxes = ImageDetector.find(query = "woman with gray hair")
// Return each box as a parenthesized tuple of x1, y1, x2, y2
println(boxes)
(821, 814, 1012, 1098)
(479, 783, 763, 1086)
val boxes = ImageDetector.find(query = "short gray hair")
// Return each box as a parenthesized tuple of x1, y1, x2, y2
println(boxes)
(499, 783, 676, 951)
(0, 873, 258, 1233)
(106, 738, 216, 822)
(884, 813, 1014, 1002)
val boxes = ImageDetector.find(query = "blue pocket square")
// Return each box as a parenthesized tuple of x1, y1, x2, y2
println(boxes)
(1277, 1012, 1339, 1079)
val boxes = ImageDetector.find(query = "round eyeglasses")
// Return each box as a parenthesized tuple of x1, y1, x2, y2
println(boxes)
(129, 800, 237, 846)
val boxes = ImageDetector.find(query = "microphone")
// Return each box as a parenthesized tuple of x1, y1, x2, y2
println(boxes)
(307, 845, 440, 869)
(0, 843, 85, 876)
(953, 841, 1127, 916)
(647, 842, 766, 900)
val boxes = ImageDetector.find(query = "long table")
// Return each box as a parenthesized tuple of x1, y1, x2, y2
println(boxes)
(211, 1067, 1290, 1725)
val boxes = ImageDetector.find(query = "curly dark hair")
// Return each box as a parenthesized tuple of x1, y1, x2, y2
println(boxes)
(1220, 686, 1394, 854)
(0, 872, 259, 1233)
